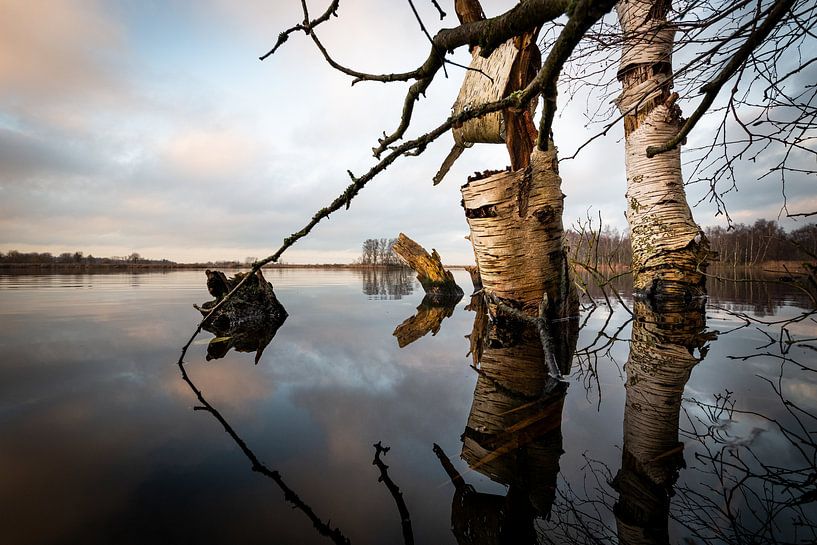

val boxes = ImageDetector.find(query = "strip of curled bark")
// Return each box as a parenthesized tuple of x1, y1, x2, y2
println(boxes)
(372, 442, 414, 545)
(175, 342, 350, 545)
(646, 0, 797, 158)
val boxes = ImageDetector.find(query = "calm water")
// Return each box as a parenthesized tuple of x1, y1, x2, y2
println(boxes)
(0, 268, 815, 545)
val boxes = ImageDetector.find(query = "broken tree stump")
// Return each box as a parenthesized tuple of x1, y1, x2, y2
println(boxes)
(392, 233, 464, 302)
(195, 269, 288, 341)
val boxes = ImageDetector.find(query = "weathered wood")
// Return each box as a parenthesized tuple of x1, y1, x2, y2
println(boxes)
(464, 264, 482, 292)
(196, 269, 288, 346)
(392, 233, 464, 299)
(392, 293, 462, 348)
(503, 30, 541, 170)
(462, 146, 574, 316)
(454, 0, 485, 25)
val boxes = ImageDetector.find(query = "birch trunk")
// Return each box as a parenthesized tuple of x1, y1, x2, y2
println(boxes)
(461, 146, 575, 318)
(616, 0, 709, 298)
(613, 297, 709, 544)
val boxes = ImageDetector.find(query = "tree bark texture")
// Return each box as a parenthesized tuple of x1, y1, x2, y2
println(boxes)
(461, 147, 574, 317)
(613, 297, 710, 544)
(616, 0, 710, 298)
(392, 233, 464, 300)
(451, 32, 540, 170)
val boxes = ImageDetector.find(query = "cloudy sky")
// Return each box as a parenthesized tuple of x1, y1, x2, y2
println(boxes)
(1, 0, 813, 264)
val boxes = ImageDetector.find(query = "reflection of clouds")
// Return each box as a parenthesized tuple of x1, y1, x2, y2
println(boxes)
(164, 360, 276, 413)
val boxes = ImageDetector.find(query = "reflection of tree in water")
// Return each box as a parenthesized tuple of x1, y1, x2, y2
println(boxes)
(434, 294, 579, 544)
(574, 267, 815, 318)
(360, 267, 414, 300)
(393, 293, 462, 348)
(177, 266, 817, 544)
(611, 298, 710, 545)
(543, 300, 817, 545)
(673, 309, 817, 544)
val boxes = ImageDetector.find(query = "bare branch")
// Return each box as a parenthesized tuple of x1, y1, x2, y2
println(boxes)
(646, 0, 798, 157)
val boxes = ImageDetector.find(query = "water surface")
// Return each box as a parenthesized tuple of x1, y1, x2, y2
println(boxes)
(0, 268, 814, 544)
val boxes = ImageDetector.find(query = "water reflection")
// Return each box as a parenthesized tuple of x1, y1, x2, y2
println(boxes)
(201, 315, 287, 363)
(393, 293, 463, 348)
(359, 267, 414, 300)
(434, 294, 578, 544)
(612, 298, 711, 545)
(2, 270, 816, 544)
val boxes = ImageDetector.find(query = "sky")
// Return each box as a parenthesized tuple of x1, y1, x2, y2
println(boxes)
(1, 0, 814, 264)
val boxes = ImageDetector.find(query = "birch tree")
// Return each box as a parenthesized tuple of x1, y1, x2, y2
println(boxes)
(197, 0, 816, 329)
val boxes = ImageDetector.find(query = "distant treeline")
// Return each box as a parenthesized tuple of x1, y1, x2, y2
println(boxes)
(355, 238, 404, 267)
(0, 251, 243, 269)
(566, 220, 816, 267)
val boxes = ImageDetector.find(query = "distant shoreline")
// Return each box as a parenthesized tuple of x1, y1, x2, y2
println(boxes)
(0, 263, 466, 272)
(0, 262, 810, 273)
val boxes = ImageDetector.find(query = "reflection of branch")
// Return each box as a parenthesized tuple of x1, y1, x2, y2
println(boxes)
(175, 342, 351, 544)
(393, 294, 461, 348)
(484, 290, 565, 381)
(372, 442, 414, 545)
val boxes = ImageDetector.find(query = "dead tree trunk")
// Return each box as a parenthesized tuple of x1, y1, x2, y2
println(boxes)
(448, 0, 575, 322)
(462, 148, 574, 318)
(616, 0, 710, 298)
(392, 233, 464, 300)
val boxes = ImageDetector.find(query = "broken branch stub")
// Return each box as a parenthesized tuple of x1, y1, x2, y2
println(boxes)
(392, 233, 464, 301)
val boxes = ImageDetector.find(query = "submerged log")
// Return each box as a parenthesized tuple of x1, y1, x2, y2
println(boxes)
(392, 233, 464, 301)
(195, 269, 288, 363)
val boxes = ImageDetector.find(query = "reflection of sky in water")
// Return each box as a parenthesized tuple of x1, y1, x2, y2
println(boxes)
(0, 270, 814, 544)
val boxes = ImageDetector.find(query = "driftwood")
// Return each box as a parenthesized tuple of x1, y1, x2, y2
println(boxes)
(195, 269, 287, 363)
(392, 233, 463, 301)
(392, 293, 462, 348)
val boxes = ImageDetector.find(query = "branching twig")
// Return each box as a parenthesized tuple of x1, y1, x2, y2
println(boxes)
(372, 442, 414, 545)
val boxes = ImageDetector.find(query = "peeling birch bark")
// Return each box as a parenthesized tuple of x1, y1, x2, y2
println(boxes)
(616, 0, 710, 298)
(461, 146, 574, 317)
(613, 297, 710, 544)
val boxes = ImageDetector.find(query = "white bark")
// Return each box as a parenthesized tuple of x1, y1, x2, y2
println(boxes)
(616, 0, 709, 297)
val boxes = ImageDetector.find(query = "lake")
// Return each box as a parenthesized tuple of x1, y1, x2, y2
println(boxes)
(1, 268, 815, 545)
